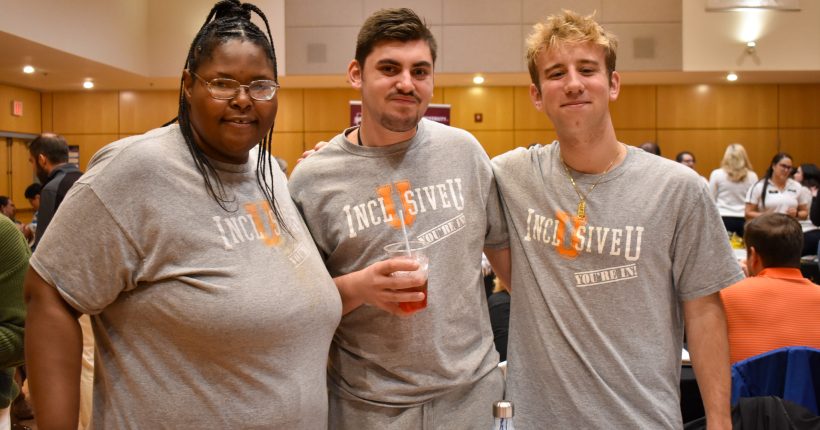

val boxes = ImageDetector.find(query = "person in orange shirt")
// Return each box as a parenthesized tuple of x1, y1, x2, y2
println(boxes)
(721, 212, 820, 363)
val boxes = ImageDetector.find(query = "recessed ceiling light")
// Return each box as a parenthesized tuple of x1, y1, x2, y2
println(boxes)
(22, 65, 35, 74)
(472, 75, 485, 85)
(83, 80, 95, 89)
(726, 72, 738, 82)
(746, 41, 756, 48)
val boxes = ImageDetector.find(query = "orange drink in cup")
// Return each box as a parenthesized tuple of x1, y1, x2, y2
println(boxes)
(384, 240, 429, 312)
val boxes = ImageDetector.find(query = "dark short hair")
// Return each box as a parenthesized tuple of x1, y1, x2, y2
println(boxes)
(0, 196, 10, 208)
(29, 133, 69, 164)
(639, 142, 661, 156)
(25, 183, 42, 199)
(744, 213, 803, 269)
(355, 8, 437, 68)
(675, 151, 695, 163)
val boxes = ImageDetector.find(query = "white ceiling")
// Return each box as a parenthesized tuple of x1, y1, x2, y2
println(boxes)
(1, 0, 819, 92)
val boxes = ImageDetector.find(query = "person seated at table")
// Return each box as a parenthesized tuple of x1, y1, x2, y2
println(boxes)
(745, 153, 809, 221)
(720, 213, 820, 363)
(793, 163, 819, 256)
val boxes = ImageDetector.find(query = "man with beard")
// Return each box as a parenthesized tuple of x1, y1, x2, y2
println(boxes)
(289, 8, 510, 429)
(28, 134, 82, 250)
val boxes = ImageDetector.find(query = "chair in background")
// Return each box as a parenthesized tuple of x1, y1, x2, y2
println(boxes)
(731, 346, 820, 415)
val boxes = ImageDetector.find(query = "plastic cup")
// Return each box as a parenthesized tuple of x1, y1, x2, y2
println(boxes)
(384, 240, 429, 312)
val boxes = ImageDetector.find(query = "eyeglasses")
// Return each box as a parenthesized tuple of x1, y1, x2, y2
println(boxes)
(191, 72, 279, 101)
(776, 162, 793, 170)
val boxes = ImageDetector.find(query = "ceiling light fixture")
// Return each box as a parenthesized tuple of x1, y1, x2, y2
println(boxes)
(83, 80, 95, 89)
(726, 72, 739, 82)
(706, 0, 800, 11)
(472, 75, 485, 85)
(22, 65, 35, 74)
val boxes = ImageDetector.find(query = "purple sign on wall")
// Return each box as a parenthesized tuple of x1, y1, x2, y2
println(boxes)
(350, 101, 450, 126)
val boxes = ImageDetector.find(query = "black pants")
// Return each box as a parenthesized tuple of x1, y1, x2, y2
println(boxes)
(722, 216, 746, 238)
(803, 229, 820, 256)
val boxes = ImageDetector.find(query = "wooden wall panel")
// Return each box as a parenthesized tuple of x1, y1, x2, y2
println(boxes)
(469, 130, 514, 158)
(657, 85, 778, 129)
(1, 139, 37, 221)
(303, 88, 359, 132)
(0, 84, 41, 134)
(514, 130, 557, 148)
(615, 129, 657, 147)
(53, 92, 119, 134)
(303, 131, 341, 153)
(513, 86, 554, 130)
(445, 87, 514, 131)
(779, 129, 820, 167)
(41, 93, 53, 132)
(657, 129, 778, 178)
(611, 85, 656, 129)
(275, 88, 304, 132)
(119, 91, 177, 134)
(271, 132, 304, 175)
(779, 84, 820, 128)
(61, 134, 120, 171)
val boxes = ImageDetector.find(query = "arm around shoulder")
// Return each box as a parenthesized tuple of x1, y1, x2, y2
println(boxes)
(24, 268, 83, 430)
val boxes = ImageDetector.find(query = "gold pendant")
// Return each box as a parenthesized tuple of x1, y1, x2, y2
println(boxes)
(577, 200, 586, 219)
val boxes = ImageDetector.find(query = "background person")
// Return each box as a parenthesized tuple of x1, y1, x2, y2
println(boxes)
(0, 217, 28, 430)
(720, 213, 820, 363)
(709, 143, 758, 237)
(23, 184, 41, 244)
(745, 152, 809, 221)
(0, 197, 31, 242)
(27, 134, 83, 251)
(793, 163, 820, 256)
(492, 10, 741, 428)
(24, 1, 341, 428)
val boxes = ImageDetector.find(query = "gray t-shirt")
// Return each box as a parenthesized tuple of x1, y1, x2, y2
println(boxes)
(492, 143, 743, 429)
(289, 118, 508, 405)
(30, 125, 342, 429)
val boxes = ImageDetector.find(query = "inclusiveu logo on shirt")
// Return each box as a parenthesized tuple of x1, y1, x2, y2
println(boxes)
(523, 208, 644, 260)
(212, 200, 309, 266)
(341, 178, 466, 245)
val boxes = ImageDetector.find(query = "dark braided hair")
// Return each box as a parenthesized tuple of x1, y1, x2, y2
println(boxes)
(170, 0, 287, 233)
(757, 152, 792, 210)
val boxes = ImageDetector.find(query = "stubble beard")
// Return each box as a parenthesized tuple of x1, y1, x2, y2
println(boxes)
(380, 111, 422, 133)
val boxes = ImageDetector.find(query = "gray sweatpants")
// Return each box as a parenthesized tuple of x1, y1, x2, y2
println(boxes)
(329, 366, 505, 430)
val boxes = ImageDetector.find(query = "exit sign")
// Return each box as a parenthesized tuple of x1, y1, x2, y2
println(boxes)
(11, 100, 23, 117)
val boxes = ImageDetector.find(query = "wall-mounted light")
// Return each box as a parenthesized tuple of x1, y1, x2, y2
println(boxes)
(472, 75, 485, 85)
(83, 79, 95, 89)
(726, 72, 739, 82)
(22, 65, 35, 74)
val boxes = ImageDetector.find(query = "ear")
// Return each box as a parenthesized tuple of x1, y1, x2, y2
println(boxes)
(529, 83, 543, 112)
(348, 60, 363, 90)
(37, 153, 48, 168)
(746, 246, 763, 275)
(182, 69, 195, 104)
(608, 70, 621, 102)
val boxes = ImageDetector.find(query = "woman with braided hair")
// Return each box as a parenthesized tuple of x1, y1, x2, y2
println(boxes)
(24, 1, 341, 428)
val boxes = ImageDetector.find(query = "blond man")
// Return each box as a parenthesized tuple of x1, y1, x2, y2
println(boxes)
(491, 11, 741, 428)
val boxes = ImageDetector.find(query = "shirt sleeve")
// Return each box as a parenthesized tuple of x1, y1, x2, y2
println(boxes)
(29, 183, 141, 315)
(673, 178, 745, 301)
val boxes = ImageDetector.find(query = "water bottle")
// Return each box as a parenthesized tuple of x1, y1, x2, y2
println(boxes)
(492, 400, 514, 430)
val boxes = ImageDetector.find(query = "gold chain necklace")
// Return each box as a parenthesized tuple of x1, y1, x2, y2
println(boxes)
(559, 148, 620, 219)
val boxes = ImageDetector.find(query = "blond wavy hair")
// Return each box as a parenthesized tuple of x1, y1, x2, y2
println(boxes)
(525, 10, 618, 87)
(721, 143, 754, 182)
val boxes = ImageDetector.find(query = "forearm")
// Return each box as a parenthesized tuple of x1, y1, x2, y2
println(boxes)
(24, 268, 83, 430)
(684, 293, 732, 430)
(483, 247, 511, 290)
(333, 272, 365, 315)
